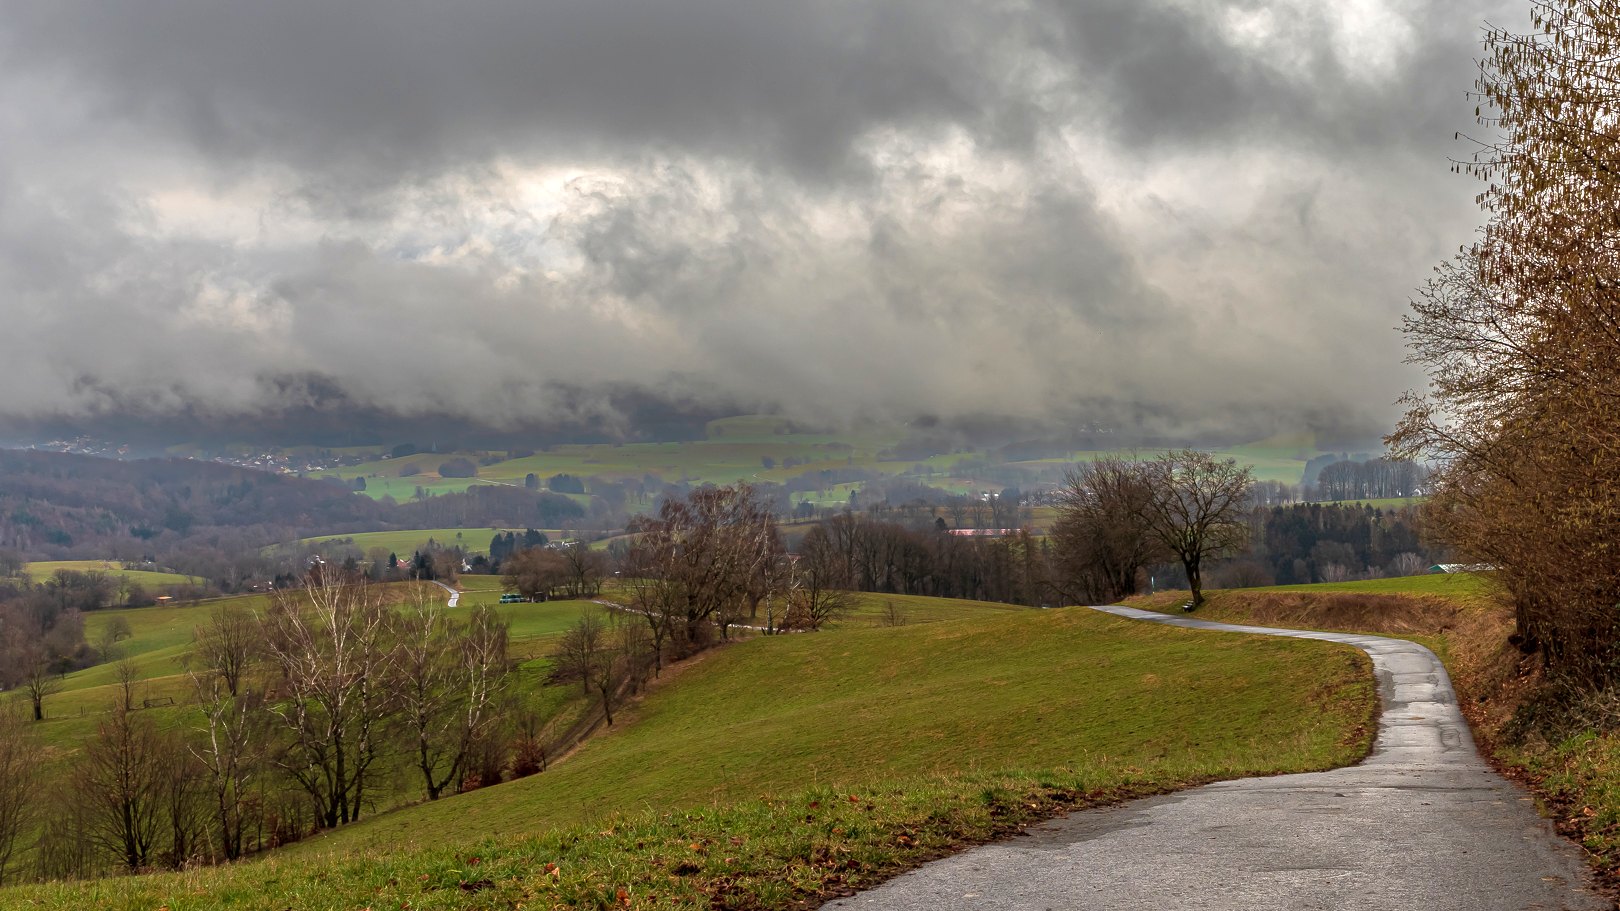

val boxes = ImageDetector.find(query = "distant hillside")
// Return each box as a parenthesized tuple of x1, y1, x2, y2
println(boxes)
(0, 450, 585, 562)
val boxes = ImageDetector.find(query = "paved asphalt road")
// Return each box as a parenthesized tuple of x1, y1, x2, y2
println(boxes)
(825, 605, 1611, 911)
(428, 579, 459, 608)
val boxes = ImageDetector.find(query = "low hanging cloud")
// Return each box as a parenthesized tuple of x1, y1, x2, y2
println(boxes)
(0, 0, 1522, 442)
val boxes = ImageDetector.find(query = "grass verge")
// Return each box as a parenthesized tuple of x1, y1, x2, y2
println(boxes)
(1130, 579, 1620, 891)
(10, 772, 1225, 911)
(6, 605, 1377, 909)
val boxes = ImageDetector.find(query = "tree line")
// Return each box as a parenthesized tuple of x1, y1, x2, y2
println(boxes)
(796, 453, 1439, 609)
(1391, 1, 1620, 688)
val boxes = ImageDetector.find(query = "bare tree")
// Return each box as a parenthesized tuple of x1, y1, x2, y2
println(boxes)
(19, 644, 59, 722)
(786, 530, 857, 630)
(552, 609, 608, 698)
(194, 603, 259, 698)
(0, 707, 40, 885)
(1049, 458, 1166, 605)
(1139, 451, 1256, 609)
(551, 608, 647, 728)
(95, 615, 133, 660)
(77, 706, 167, 871)
(622, 568, 679, 675)
(187, 668, 265, 862)
(629, 484, 781, 647)
(1389, 552, 1427, 578)
(1389, 1, 1620, 683)
(158, 746, 205, 869)
(558, 544, 607, 598)
(502, 547, 569, 602)
(261, 574, 396, 828)
(396, 593, 510, 800)
(34, 781, 96, 881)
(114, 658, 141, 713)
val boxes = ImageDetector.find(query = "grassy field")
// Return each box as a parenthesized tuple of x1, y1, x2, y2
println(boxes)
(1241, 572, 1493, 599)
(23, 560, 202, 587)
(8, 601, 1377, 909)
(285, 606, 1375, 857)
(289, 528, 546, 557)
(1313, 496, 1428, 510)
(832, 592, 1032, 628)
(12, 582, 597, 768)
(303, 418, 1338, 510)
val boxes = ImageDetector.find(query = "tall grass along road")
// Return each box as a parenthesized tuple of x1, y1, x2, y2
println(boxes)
(829, 605, 1609, 911)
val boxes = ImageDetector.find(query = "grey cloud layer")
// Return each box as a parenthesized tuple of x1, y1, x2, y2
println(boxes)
(0, 0, 1522, 438)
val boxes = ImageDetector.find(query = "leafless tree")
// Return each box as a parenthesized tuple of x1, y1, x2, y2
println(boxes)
(396, 594, 510, 800)
(629, 484, 781, 647)
(1139, 450, 1256, 609)
(559, 544, 608, 598)
(502, 547, 570, 601)
(194, 602, 259, 698)
(34, 781, 96, 881)
(552, 609, 608, 697)
(1388, 1, 1620, 682)
(786, 530, 857, 630)
(95, 615, 133, 661)
(114, 658, 141, 713)
(187, 668, 265, 862)
(19, 644, 59, 722)
(261, 574, 396, 828)
(622, 568, 680, 675)
(0, 707, 40, 885)
(1389, 552, 1427, 578)
(158, 746, 205, 869)
(1049, 458, 1166, 605)
(77, 706, 167, 871)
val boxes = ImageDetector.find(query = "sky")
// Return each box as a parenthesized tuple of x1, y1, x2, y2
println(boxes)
(0, 0, 1524, 444)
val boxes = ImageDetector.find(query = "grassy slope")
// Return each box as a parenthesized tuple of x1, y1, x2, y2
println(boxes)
(19, 585, 595, 765)
(289, 527, 543, 557)
(24, 560, 202, 587)
(290, 606, 1374, 858)
(10, 603, 1376, 909)
(832, 592, 1031, 628)
(1243, 572, 1492, 598)
(306, 420, 1330, 506)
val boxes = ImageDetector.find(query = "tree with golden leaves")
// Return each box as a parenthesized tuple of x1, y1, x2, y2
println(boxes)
(1392, 0, 1620, 682)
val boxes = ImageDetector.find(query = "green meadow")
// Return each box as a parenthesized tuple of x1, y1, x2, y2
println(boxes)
(1243, 572, 1491, 598)
(288, 527, 548, 557)
(24, 560, 203, 587)
(304, 418, 1344, 511)
(7, 601, 1376, 910)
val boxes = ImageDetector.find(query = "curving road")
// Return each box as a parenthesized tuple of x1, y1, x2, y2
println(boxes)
(826, 605, 1611, 911)
(428, 579, 459, 608)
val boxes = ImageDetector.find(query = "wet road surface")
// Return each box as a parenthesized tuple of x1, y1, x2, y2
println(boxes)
(825, 605, 1610, 911)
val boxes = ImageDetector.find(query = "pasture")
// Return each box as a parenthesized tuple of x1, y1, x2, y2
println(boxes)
(23, 560, 202, 587)
(291, 527, 545, 557)
(304, 417, 1338, 512)
(8, 600, 1377, 910)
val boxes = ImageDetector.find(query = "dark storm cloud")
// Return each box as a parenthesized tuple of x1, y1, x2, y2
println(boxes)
(0, 0, 1527, 441)
(0, 0, 1012, 184)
